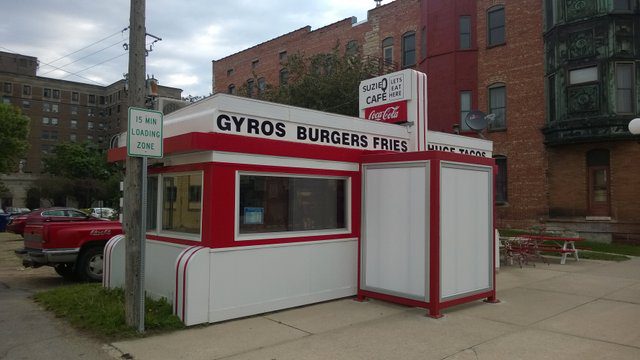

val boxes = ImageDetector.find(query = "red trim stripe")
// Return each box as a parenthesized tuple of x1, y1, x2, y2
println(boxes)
(174, 246, 195, 316)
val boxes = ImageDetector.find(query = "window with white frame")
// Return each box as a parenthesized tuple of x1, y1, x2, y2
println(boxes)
(161, 173, 202, 235)
(382, 37, 394, 65)
(238, 174, 347, 235)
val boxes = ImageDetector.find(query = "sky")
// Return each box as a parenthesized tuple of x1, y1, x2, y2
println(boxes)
(1, 0, 391, 97)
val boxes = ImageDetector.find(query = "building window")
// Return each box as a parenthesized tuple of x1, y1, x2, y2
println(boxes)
(3, 82, 11, 93)
(70, 133, 77, 142)
(279, 51, 287, 63)
(613, 0, 632, 11)
(488, 84, 506, 130)
(345, 40, 358, 56)
(50, 118, 59, 126)
(569, 66, 598, 84)
(487, 6, 505, 46)
(50, 131, 58, 140)
(247, 79, 255, 98)
(257, 78, 266, 97)
(22, 100, 30, 109)
(88, 108, 96, 117)
(99, 96, 105, 105)
(545, 0, 557, 29)
(70, 120, 77, 129)
(51, 103, 59, 113)
(71, 91, 79, 103)
(43, 88, 52, 98)
(382, 37, 394, 65)
(494, 156, 507, 203)
(87, 135, 93, 141)
(460, 16, 471, 49)
(279, 68, 289, 86)
(615, 63, 634, 113)
(251, 59, 259, 69)
(161, 173, 202, 235)
(88, 121, 94, 130)
(2, 96, 9, 104)
(88, 94, 96, 104)
(42, 117, 51, 126)
(71, 106, 78, 115)
(587, 149, 610, 217)
(402, 31, 416, 67)
(228, 84, 236, 95)
(547, 75, 556, 122)
(238, 174, 346, 236)
(43, 102, 51, 112)
(22, 85, 31, 96)
(460, 91, 472, 131)
(227, 68, 234, 76)
(52, 89, 60, 100)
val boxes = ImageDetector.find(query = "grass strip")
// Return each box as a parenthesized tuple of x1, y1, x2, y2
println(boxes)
(34, 283, 184, 340)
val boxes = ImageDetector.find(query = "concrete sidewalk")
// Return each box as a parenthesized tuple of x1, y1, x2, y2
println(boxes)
(111, 257, 640, 360)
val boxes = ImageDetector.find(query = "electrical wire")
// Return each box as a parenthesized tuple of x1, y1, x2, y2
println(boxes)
(40, 39, 126, 76)
(44, 27, 129, 65)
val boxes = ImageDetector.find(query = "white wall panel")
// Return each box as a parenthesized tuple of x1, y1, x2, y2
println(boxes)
(440, 163, 492, 299)
(362, 163, 428, 300)
(145, 240, 187, 301)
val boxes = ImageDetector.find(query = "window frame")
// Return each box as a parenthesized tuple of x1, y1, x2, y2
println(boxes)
(615, 62, 634, 114)
(612, 0, 633, 12)
(488, 83, 507, 131)
(382, 37, 394, 65)
(3, 82, 11, 93)
(401, 31, 416, 68)
(148, 171, 204, 241)
(22, 84, 31, 97)
(235, 171, 351, 241)
(487, 5, 506, 47)
(460, 91, 472, 131)
(459, 16, 471, 49)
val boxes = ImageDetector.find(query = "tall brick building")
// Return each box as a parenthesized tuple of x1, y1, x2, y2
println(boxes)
(211, 0, 639, 240)
(0, 51, 183, 208)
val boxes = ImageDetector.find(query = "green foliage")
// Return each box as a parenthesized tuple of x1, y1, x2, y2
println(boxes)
(40, 142, 121, 208)
(34, 283, 184, 340)
(0, 103, 30, 174)
(239, 44, 386, 117)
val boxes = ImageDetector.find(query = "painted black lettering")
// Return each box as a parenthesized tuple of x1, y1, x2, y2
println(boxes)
(401, 141, 408, 152)
(217, 114, 232, 131)
(297, 126, 307, 140)
(231, 116, 245, 132)
(320, 129, 330, 143)
(361, 135, 368, 148)
(275, 123, 286, 137)
(330, 131, 341, 144)
(309, 127, 319, 142)
(261, 121, 274, 136)
(247, 118, 260, 134)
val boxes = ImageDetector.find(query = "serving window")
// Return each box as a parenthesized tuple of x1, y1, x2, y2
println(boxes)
(237, 173, 347, 237)
(146, 172, 202, 239)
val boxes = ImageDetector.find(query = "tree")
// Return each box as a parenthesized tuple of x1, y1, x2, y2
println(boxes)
(0, 103, 30, 174)
(253, 45, 385, 117)
(41, 142, 120, 208)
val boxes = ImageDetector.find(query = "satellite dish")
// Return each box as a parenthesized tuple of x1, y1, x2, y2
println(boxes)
(465, 110, 489, 131)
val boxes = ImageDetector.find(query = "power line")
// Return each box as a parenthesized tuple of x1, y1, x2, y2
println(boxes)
(40, 39, 125, 76)
(44, 27, 129, 65)
(60, 52, 127, 80)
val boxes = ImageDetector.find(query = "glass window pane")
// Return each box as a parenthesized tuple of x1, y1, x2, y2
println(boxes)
(239, 175, 346, 234)
(569, 67, 598, 84)
(162, 174, 201, 234)
(460, 91, 472, 130)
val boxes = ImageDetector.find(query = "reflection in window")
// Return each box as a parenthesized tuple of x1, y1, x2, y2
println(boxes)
(489, 84, 506, 130)
(162, 174, 202, 234)
(239, 175, 346, 234)
(487, 6, 505, 46)
(460, 16, 471, 49)
(460, 91, 472, 131)
(402, 32, 416, 67)
(615, 63, 633, 113)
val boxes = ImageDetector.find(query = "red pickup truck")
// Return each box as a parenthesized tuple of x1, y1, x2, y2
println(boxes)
(16, 220, 123, 281)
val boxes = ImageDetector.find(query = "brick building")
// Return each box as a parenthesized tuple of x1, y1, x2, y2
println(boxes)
(218, 0, 639, 240)
(212, 0, 422, 95)
(0, 51, 183, 208)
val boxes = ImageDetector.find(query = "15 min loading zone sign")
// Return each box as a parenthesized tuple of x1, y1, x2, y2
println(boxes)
(127, 107, 163, 158)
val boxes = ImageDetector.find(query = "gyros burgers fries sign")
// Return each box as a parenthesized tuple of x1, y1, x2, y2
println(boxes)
(359, 70, 411, 124)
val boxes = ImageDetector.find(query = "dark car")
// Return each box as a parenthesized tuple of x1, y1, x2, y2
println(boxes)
(7, 207, 104, 236)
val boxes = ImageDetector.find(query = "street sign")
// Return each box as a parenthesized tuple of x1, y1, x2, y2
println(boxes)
(128, 107, 163, 158)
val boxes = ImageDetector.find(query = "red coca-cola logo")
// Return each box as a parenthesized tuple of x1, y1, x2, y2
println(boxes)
(364, 100, 407, 124)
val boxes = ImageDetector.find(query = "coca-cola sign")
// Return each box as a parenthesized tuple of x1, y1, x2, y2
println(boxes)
(364, 100, 408, 124)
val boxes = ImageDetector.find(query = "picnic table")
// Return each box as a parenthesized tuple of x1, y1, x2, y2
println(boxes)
(501, 234, 585, 267)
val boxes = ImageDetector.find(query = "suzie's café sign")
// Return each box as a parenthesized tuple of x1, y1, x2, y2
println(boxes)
(359, 70, 410, 124)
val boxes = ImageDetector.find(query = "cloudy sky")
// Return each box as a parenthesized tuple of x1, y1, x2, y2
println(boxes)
(1, 0, 391, 97)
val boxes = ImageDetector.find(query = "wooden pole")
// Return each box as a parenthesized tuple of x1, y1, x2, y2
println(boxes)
(124, 0, 146, 330)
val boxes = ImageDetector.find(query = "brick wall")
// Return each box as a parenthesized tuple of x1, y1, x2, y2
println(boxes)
(477, 0, 548, 229)
(212, 0, 421, 95)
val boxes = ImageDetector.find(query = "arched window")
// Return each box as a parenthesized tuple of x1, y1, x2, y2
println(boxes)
(487, 5, 505, 46)
(382, 37, 394, 65)
(401, 31, 416, 67)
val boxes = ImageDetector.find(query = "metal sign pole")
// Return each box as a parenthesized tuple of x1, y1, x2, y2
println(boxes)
(138, 156, 147, 333)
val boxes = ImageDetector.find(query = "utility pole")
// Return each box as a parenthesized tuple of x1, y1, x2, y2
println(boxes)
(124, 0, 146, 331)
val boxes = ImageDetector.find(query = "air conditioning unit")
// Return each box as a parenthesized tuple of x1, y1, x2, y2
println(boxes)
(157, 97, 188, 115)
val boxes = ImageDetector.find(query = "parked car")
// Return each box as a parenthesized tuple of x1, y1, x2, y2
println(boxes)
(7, 207, 104, 237)
(0, 209, 10, 232)
(88, 207, 117, 219)
(16, 217, 123, 281)
(5, 207, 31, 216)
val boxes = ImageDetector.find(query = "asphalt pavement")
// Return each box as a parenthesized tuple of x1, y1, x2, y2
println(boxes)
(2, 231, 639, 359)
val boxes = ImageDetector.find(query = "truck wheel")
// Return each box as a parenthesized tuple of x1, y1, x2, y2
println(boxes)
(76, 246, 104, 281)
(54, 264, 76, 280)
